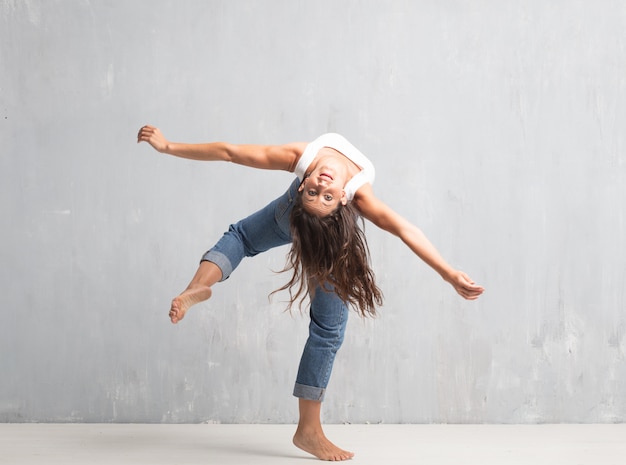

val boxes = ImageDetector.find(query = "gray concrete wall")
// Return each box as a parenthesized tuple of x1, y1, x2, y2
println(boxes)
(1, 0, 624, 424)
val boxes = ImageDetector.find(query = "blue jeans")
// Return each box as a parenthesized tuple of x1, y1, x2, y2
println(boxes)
(202, 178, 349, 401)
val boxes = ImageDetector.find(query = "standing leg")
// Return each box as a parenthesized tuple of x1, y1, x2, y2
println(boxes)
(292, 283, 353, 461)
(293, 399, 354, 461)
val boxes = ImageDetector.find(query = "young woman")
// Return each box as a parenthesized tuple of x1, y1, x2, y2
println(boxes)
(137, 125, 484, 461)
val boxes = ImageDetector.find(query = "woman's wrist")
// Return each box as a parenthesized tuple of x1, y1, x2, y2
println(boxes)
(439, 267, 456, 283)
(161, 142, 175, 154)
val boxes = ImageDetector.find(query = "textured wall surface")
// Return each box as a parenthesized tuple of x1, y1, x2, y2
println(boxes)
(1, 0, 624, 424)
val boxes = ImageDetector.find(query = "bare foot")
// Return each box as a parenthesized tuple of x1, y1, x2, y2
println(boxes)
(169, 284, 212, 324)
(293, 427, 354, 461)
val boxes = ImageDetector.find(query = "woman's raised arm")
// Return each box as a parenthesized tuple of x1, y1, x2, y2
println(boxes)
(137, 125, 306, 172)
(353, 184, 484, 300)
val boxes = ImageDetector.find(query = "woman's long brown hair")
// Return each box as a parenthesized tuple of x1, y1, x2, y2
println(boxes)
(274, 191, 383, 317)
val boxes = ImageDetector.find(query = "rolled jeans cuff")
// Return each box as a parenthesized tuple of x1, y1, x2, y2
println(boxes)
(201, 251, 232, 282)
(293, 383, 326, 402)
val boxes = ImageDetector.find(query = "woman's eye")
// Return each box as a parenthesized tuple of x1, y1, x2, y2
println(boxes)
(308, 190, 317, 196)
(325, 195, 333, 201)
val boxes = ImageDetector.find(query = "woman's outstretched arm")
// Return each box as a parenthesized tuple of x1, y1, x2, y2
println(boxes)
(353, 184, 484, 300)
(137, 125, 306, 172)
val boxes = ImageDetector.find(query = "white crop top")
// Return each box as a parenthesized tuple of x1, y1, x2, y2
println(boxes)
(294, 133, 375, 202)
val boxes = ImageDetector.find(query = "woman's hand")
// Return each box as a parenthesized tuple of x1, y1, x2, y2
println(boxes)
(446, 270, 484, 300)
(137, 125, 169, 153)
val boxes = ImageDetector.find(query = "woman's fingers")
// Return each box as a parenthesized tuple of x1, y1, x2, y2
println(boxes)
(137, 124, 156, 142)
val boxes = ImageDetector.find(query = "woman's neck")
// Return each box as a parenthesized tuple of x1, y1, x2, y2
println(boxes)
(309, 148, 361, 185)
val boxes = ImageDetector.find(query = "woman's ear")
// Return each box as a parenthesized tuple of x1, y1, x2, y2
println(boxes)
(298, 178, 306, 192)
(341, 190, 348, 205)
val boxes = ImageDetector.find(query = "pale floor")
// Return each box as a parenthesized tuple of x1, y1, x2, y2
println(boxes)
(1, 423, 625, 465)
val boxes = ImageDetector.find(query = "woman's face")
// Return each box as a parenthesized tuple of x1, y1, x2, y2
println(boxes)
(299, 167, 347, 217)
